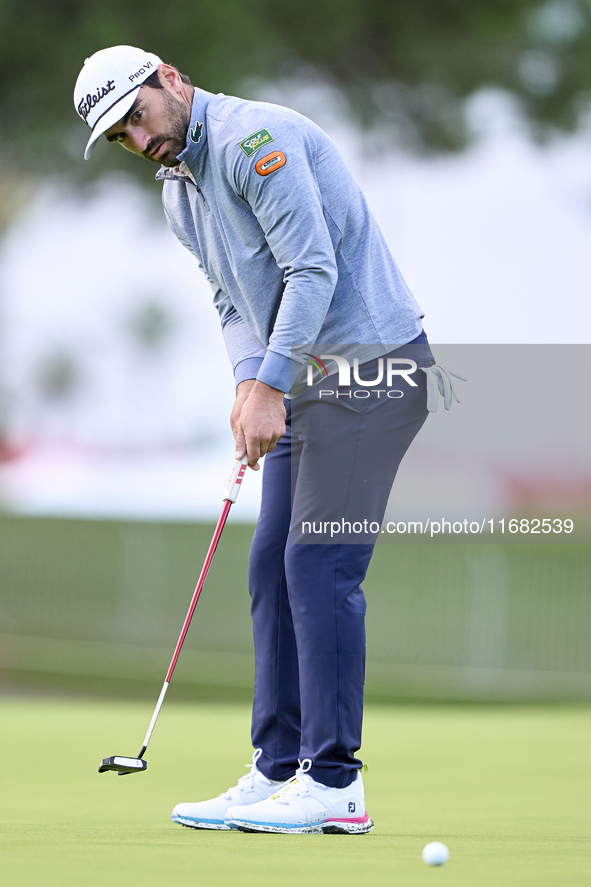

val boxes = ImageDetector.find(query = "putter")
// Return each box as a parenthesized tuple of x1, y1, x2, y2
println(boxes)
(99, 454, 249, 776)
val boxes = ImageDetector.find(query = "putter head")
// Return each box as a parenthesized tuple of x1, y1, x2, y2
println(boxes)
(98, 755, 147, 775)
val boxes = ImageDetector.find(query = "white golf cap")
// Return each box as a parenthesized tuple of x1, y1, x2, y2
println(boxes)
(74, 45, 163, 159)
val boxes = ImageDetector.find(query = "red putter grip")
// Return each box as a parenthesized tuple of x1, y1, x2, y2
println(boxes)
(224, 455, 249, 503)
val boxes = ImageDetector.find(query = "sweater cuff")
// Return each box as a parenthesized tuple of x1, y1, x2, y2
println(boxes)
(234, 356, 264, 388)
(256, 350, 293, 393)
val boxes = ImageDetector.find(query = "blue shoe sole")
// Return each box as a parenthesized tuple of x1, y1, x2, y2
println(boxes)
(171, 813, 233, 831)
(228, 817, 374, 835)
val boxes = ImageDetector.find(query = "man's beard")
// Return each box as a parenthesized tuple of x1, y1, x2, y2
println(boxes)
(144, 90, 191, 167)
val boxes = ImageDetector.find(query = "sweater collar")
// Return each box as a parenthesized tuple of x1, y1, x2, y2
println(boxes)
(155, 86, 214, 182)
(177, 87, 214, 174)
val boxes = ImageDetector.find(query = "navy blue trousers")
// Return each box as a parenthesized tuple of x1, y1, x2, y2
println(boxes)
(249, 346, 431, 788)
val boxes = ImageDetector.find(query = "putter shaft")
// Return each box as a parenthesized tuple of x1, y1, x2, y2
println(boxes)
(99, 456, 249, 773)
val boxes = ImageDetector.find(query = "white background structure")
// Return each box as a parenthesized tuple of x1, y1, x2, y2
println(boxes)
(0, 89, 590, 520)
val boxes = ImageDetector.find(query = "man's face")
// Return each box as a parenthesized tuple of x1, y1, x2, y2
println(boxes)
(104, 84, 191, 167)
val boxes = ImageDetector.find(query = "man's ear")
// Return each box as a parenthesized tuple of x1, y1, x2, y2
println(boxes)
(157, 63, 183, 92)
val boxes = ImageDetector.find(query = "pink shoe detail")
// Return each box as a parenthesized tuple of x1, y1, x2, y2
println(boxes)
(324, 811, 370, 825)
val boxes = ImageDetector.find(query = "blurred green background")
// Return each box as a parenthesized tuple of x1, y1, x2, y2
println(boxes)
(1, 3, 590, 882)
(0, 0, 590, 703)
(0, 0, 591, 720)
(2, 0, 591, 201)
(1, 514, 589, 702)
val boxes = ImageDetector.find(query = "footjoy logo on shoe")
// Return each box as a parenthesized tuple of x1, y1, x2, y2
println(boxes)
(348, 802, 356, 813)
(304, 353, 418, 400)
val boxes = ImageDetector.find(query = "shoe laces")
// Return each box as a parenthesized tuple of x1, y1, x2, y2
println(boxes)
(221, 748, 269, 800)
(271, 759, 315, 805)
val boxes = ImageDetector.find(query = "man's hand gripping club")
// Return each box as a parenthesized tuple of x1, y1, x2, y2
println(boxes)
(231, 379, 286, 471)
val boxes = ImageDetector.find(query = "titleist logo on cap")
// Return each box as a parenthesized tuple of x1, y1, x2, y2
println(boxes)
(77, 79, 116, 123)
(74, 46, 164, 158)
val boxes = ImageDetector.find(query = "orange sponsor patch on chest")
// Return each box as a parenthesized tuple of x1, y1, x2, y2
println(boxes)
(255, 151, 287, 176)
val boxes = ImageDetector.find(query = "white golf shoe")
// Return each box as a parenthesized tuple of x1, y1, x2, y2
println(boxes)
(225, 759, 373, 834)
(171, 748, 284, 830)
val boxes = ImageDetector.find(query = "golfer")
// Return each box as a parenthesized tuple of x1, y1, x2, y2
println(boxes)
(74, 45, 437, 834)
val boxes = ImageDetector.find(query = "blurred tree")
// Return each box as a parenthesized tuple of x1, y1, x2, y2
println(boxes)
(126, 299, 175, 352)
(34, 349, 81, 401)
(0, 0, 590, 175)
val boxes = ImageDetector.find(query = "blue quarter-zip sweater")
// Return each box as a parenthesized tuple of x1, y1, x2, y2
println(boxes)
(157, 87, 425, 393)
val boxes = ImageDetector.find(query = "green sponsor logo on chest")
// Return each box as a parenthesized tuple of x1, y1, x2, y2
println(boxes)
(239, 129, 274, 156)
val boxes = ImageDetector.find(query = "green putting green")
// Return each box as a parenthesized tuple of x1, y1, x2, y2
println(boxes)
(1, 698, 590, 886)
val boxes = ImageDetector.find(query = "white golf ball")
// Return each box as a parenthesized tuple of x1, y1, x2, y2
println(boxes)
(422, 842, 449, 866)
